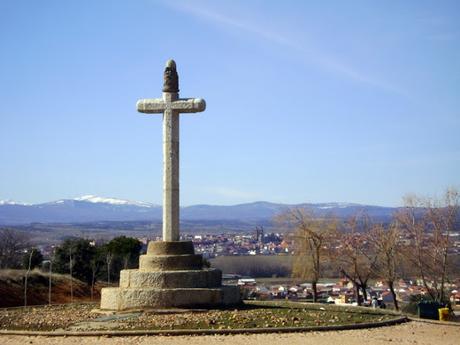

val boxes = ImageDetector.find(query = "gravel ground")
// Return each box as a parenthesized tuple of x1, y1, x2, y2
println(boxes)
(0, 302, 395, 331)
(1, 322, 459, 345)
(0, 304, 99, 331)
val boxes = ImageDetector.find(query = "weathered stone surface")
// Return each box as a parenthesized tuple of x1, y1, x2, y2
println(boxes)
(119, 268, 222, 289)
(162, 92, 180, 242)
(136, 59, 206, 242)
(162, 59, 179, 93)
(221, 285, 241, 305)
(100, 243, 241, 310)
(147, 241, 195, 255)
(100, 286, 241, 310)
(99, 61, 241, 311)
(139, 254, 203, 271)
(100, 287, 120, 310)
(136, 98, 206, 114)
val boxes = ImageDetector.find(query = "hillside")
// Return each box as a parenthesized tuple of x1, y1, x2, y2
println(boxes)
(0, 269, 100, 307)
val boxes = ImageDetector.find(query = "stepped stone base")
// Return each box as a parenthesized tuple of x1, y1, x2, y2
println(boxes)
(139, 253, 203, 271)
(120, 268, 222, 288)
(100, 241, 241, 311)
(101, 285, 240, 310)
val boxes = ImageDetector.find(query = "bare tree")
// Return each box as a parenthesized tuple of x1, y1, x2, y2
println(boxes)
(123, 254, 130, 270)
(425, 188, 459, 302)
(397, 188, 459, 302)
(106, 251, 113, 285)
(279, 208, 337, 302)
(370, 223, 401, 310)
(69, 249, 73, 303)
(23, 249, 34, 307)
(335, 213, 379, 305)
(0, 229, 29, 268)
(42, 258, 53, 305)
(90, 257, 101, 301)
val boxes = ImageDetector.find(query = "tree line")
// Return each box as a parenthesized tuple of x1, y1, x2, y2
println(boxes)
(0, 233, 142, 299)
(1, 188, 458, 309)
(282, 188, 459, 310)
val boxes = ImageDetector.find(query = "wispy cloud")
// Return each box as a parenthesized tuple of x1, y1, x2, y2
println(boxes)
(162, 1, 406, 95)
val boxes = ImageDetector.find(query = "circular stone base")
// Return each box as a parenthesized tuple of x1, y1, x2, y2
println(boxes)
(119, 268, 222, 288)
(147, 241, 195, 255)
(100, 285, 240, 311)
(139, 254, 203, 271)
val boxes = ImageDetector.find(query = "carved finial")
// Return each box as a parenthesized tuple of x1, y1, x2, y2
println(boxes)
(163, 59, 179, 93)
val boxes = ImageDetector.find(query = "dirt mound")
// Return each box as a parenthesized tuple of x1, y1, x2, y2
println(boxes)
(0, 269, 101, 307)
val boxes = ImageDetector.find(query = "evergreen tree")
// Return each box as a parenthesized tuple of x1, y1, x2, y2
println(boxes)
(22, 248, 43, 269)
(53, 238, 96, 284)
(99, 236, 142, 282)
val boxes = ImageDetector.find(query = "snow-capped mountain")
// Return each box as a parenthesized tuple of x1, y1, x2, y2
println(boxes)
(0, 195, 161, 224)
(0, 195, 400, 225)
(73, 195, 154, 208)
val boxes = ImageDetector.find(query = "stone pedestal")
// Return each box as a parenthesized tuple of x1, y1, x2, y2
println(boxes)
(100, 241, 241, 310)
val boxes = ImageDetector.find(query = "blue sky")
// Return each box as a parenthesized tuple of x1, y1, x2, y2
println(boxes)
(0, 0, 459, 206)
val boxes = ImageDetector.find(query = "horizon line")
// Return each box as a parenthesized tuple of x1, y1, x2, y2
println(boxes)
(0, 195, 402, 209)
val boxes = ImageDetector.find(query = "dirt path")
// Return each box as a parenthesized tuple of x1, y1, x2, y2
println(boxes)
(1, 321, 459, 345)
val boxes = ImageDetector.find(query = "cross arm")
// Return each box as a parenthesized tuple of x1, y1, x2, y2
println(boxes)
(136, 98, 166, 113)
(171, 98, 206, 113)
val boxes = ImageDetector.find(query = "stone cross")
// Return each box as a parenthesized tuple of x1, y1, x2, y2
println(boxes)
(136, 59, 206, 242)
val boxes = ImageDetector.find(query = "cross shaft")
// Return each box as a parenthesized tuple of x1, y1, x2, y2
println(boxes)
(137, 60, 206, 241)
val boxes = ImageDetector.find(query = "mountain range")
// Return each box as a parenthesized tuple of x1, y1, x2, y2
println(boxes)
(0, 195, 400, 225)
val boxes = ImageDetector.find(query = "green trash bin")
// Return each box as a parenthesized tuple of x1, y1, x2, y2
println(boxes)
(417, 301, 444, 320)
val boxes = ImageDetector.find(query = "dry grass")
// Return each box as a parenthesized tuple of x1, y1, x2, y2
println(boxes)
(0, 269, 100, 307)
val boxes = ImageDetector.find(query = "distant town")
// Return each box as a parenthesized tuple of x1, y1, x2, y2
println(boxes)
(1, 187, 459, 315)
(19, 226, 459, 310)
